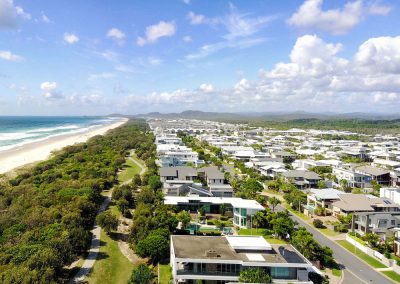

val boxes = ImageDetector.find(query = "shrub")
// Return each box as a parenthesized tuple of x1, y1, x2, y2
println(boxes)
(313, 219, 324, 228)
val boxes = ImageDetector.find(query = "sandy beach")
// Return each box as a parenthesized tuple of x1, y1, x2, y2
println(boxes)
(0, 118, 128, 174)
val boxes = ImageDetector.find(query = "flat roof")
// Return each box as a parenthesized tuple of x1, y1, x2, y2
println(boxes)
(164, 196, 265, 210)
(225, 236, 272, 251)
(171, 235, 310, 265)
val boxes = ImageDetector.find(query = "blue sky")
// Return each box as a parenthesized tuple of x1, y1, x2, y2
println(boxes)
(0, 0, 399, 115)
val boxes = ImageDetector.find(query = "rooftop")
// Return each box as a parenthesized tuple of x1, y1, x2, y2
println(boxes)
(171, 235, 310, 265)
(164, 196, 264, 210)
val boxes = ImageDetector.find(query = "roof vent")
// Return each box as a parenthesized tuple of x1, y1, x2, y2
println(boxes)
(205, 249, 220, 258)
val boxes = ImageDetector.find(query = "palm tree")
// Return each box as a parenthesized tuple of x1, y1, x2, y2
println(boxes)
(268, 196, 281, 212)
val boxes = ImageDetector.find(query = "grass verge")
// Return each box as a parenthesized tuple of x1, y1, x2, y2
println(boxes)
(336, 240, 387, 269)
(87, 229, 134, 284)
(382, 271, 400, 283)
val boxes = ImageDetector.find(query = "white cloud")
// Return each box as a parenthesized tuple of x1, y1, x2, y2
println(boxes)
(138, 35, 400, 112)
(88, 72, 116, 81)
(106, 28, 126, 45)
(148, 57, 162, 66)
(199, 83, 214, 93)
(15, 5, 31, 20)
(182, 0, 191, 4)
(183, 35, 192, 42)
(41, 12, 50, 23)
(63, 33, 79, 44)
(40, 81, 64, 99)
(287, 0, 391, 35)
(0, 50, 23, 62)
(187, 11, 206, 25)
(136, 21, 176, 46)
(185, 4, 274, 59)
(0, 0, 30, 29)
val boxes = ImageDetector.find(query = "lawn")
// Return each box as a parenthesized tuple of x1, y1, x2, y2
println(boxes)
(318, 228, 340, 237)
(238, 228, 270, 236)
(336, 240, 387, 269)
(285, 205, 311, 220)
(348, 234, 366, 245)
(158, 263, 172, 284)
(332, 268, 342, 277)
(87, 229, 134, 284)
(238, 228, 287, 244)
(118, 157, 141, 183)
(382, 270, 400, 283)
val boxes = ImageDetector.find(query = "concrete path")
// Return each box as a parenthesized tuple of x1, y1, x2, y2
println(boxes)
(69, 192, 112, 284)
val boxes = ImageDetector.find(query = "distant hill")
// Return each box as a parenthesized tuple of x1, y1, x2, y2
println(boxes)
(132, 110, 400, 122)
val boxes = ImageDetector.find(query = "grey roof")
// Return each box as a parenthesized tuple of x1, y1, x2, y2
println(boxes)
(355, 165, 390, 177)
(274, 150, 295, 157)
(283, 170, 321, 180)
(332, 194, 399, 212)
(159, 166, 197, 179)
(198, 166, 225, 179)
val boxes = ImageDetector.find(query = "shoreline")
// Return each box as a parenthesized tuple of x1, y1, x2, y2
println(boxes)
(0, 118, 128, 174)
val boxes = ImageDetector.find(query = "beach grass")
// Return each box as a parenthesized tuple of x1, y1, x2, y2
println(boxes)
(86, 229, 134, 284)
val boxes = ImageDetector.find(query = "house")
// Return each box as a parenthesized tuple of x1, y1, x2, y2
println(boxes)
(259, 162, 287, 178)
(170, 235, 316, 284)
(282, 170, 321, 189)
(380, 187, 400, 204)
(331, 194, 400, 217)
(353, 211, 400, 236)
(355, 165, 391, 186)
(197, 167, 233, 197)
(306, 188, 348, 214)
(164, 196, 264, 228)
(160, 166, 198, 183)
(332, 166, 371, 188)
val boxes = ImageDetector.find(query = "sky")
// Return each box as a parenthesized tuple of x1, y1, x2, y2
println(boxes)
(0, 0, 399, 115)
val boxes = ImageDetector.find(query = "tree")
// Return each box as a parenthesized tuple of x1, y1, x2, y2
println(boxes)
(177, 210, 191, 229)
(239, 268, 272, 283)
(271, 215, 295, 239)
(317, 180, 326, 189)
(128, 264, 154, 284)
(132, 174, 142, 187)
(283, 188, 306, 211)
(96, 211, 118, 234)
(135, 230, 169, 263)
(268, 196, 281, 212)
(148, 175, 162, 191)
(340, 179, 352, 193)
(313, 219, 324, 228)
(236, 178, 263, 199)
(365, 233, 380, 248)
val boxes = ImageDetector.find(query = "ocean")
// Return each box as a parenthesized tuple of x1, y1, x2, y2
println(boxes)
(0, 116, 120, 152)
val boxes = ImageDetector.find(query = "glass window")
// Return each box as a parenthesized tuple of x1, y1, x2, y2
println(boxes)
(240, 208, 247, 216)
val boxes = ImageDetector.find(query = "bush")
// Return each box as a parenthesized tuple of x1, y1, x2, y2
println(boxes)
(313, 219, 324, 228)
(333, 222, 348, 233)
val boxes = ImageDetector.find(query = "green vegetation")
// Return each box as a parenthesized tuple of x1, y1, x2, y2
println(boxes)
(249, 118, 400, 135)
(239, 267, 272, 283)
(382, 270, 400, 283)
(128, 263, 154, 284)
(119, 156, 141, 183)
(96, 211, 118, 234)
(332, 268, 342, 277)
(0, 119, 155, 283)
(158, 263, 172, 284)
(336, 240, 387, 268)
(87, 229, 135, 284)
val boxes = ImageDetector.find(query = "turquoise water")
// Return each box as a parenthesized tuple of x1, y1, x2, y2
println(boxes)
(0, 116, 120, 152)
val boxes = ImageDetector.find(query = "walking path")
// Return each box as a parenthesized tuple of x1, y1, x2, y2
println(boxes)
(70, 151, 146, 283)
(69, 191, 112, 284)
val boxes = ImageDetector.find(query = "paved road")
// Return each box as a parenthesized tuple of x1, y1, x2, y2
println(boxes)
(277, 205, 394, 284)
